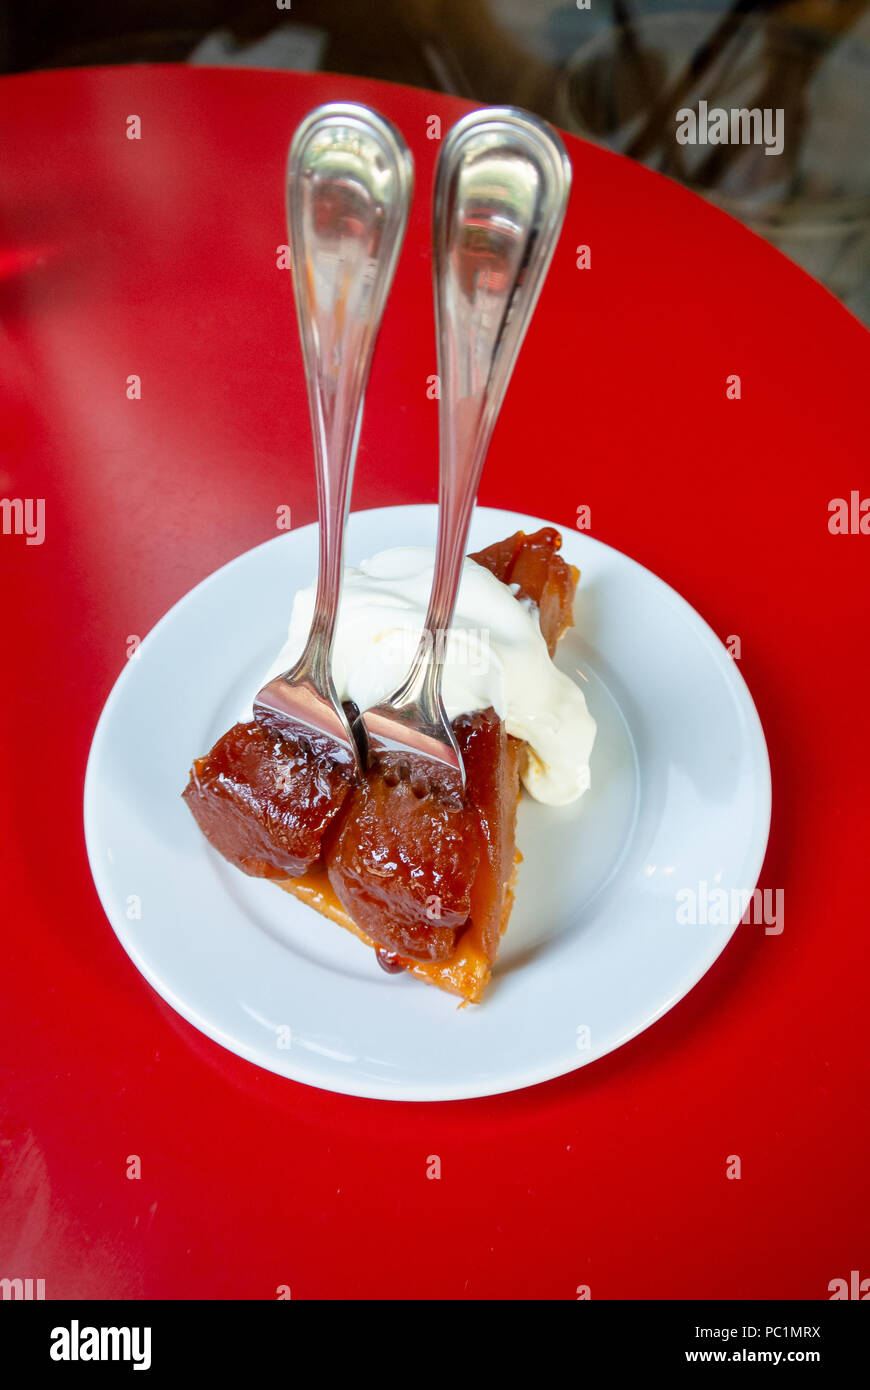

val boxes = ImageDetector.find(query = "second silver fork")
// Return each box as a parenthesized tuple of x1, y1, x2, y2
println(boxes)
(355, 107, 572, 801)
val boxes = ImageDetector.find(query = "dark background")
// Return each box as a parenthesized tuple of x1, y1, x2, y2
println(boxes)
(2, 1, 867, 319)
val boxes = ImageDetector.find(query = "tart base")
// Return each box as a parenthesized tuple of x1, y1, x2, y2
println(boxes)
(274, 851, 521, 1005)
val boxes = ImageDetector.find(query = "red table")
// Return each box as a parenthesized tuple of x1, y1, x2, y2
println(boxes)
(1, 66, 867, 1300)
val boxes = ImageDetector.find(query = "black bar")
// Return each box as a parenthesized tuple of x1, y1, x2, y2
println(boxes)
(1, 1298, 866, 1373)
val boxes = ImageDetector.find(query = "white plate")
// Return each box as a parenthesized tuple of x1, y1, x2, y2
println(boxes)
(84, 505, 770, 1101)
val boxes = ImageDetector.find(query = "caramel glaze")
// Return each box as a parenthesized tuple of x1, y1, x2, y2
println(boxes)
(182, 529, 577, 973)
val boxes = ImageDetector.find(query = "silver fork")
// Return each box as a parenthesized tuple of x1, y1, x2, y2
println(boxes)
(355, 107, 571, 801)
(253, 103, 413, 773)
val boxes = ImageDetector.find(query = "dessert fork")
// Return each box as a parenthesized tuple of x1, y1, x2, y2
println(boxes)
(355, 107, 571, 801)
(253, 103, 413, 773)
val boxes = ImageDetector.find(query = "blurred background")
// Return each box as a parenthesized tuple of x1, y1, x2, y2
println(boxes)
(1, 0, 867, 322)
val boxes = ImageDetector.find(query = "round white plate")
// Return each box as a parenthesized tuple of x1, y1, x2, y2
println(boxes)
(84, 505, 770, 1101)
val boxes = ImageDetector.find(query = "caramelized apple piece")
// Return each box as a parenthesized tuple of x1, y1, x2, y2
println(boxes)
(471, 526, 577, 654)
(468, 530, 524, 583)
(509, 531, 578, 655)
(182, 721, 353, 879)
(326, 775, 480, 962)
(455, 709, 523, 963)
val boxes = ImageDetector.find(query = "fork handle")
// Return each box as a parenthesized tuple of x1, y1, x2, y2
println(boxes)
(423, 108, 572, 644)
(288, 104, 413, 680)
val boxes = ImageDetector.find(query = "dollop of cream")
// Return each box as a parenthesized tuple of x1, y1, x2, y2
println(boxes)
(244, 548, 596, 805)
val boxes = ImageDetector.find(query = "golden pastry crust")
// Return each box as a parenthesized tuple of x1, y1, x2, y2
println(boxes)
(274, 848, 521, 1004)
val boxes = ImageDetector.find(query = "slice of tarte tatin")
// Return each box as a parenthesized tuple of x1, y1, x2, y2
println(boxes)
(183, 528, 585, 1003)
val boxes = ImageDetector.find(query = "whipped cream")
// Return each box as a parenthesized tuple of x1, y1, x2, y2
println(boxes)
(244, 547, 596, 805)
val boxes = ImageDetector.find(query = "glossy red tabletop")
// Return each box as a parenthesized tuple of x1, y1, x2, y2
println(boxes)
(1, 66, 867, 1300)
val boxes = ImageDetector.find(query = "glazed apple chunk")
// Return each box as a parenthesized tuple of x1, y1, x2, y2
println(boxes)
(183, 528, 586, 996)
(183, 720, 354, 879)
(326, 772, 480, 961)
